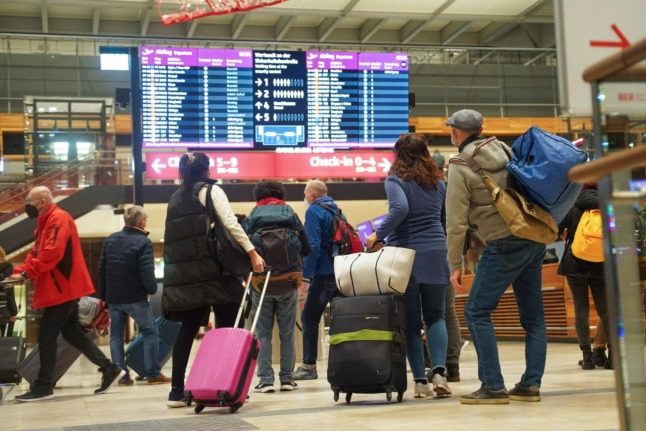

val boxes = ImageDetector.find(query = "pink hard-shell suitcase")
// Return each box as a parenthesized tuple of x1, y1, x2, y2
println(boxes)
(185, 270, 271, 414)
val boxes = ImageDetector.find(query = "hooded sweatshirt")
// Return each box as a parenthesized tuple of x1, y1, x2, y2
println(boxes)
(446, 136, 513, 270)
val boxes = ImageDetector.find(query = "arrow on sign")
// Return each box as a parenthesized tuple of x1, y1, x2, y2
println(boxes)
(378, 157, 391, 173)
(590, 24, 630, 49)
(151, 158, 166, 174)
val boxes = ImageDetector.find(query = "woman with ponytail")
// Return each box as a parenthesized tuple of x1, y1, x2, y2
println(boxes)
(366, 133, 451, 399)
(163, 152, 264, 407)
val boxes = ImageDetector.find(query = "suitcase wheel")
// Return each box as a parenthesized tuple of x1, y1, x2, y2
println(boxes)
(333, 390, 339, 402)
(229, 403, 242, 414)
(397, 391, 404, 403)
(386, 391, 392, 402)
(345, 392, 352, 404)
(194, 404, 204, 414)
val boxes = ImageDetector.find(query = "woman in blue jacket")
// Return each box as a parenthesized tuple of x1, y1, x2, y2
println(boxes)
(367, 133, 451, 399)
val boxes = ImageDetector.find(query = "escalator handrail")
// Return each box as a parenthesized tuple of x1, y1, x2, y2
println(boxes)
(569, 144, 646, 184)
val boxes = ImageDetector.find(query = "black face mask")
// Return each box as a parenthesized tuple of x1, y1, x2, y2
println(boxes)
(25, 204, 39, 218)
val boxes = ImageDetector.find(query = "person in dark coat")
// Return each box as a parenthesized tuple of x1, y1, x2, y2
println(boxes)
(163, 152, 265, 407)
(100, 205, 170, 386)
(558, 186, 611, 369)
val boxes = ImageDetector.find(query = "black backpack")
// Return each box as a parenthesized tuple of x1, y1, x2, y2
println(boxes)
(245, 205, 304, 273)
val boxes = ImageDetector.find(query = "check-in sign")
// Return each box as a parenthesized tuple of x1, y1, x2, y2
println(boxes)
(145, 151, 394, 180)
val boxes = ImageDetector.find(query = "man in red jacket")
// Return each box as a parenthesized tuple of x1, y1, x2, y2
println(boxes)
(13, 186, 124, 402)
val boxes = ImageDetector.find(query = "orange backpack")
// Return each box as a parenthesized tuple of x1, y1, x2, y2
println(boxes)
(571, 209, 604, 262)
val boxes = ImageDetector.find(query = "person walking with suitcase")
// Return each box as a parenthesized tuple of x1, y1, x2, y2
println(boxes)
(163, 153, 265, 407)
(366, 133, 452, 399)
(445, 109, 547, 404)
(243, 181, 310, 393)
(12, 186, 124, 402)
(293, 180, 339, 381)
(100, 205, 171, 386)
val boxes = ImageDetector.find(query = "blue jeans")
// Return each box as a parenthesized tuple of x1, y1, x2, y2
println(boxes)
(109, 301, 161, 378)
(301, 273, 338, 365)
(404, 282, 448, 379)
(252, 290, 298, 384)
(465, 236, 547, 390)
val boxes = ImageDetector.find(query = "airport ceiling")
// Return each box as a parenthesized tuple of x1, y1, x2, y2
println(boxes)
(0, 0, 555, 50)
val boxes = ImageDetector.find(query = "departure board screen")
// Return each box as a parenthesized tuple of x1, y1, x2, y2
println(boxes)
(139, 46, 408, 149)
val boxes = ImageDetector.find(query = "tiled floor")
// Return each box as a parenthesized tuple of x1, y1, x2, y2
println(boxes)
(2, 341, 619, 431)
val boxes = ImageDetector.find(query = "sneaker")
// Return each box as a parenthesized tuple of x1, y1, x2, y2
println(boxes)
(15, 390, 54, 403)
(167, 389, 188, 408)
(509, 383, 541, 402)
(431, 372, 452, 398)
(147, 374, 172, 385)
(94, 364, 126, 395)
(280, 381, 298, 391)
(459, 387, 509, 405)
(293, 365, 318, 380)
(254, 383, 275, 393)
(118, 375, 134, 386)
(414, 382, 434, 398)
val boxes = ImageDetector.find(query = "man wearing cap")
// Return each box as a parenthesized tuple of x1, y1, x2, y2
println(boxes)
(445, 109, 547, 405)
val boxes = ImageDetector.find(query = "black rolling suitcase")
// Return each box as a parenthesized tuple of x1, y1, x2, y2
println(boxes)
(0, 279, 26, 387)
(327, 295, 407, 404)
(17, 335, 82, 385)
(0, 326, 26, 385)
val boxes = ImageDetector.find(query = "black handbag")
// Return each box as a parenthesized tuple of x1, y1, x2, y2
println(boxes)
(205, 184, 252, 277)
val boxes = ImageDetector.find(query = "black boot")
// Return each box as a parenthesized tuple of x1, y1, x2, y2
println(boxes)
(591, 348, 608, 368)
(580, 345, 595, 370)
(447, 364, 460, 382)
(605, 349, 613, 369)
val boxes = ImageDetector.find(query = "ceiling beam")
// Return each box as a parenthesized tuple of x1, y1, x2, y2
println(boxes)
(400, 20, 428, 44)
(523, 51, 548, 66)
(187, 19, 199, 38)
(441, 21, 471, 45)
(521, 23, 540, 48)
(480, 22, 517, 45)
(275, 16, 295, 41)
(359, 18, 386, 43)
(231, 14, 249, 39)
(317, 17, 337, 42)
(92, 8, 101, 35)
(479, 0, 549, 46)
(41, 4, 48, 34)
(473, 50, 495, 65)
(399, 0, 457, 44)
(140, 8, 152, 37)
(317, 0, 361, 42)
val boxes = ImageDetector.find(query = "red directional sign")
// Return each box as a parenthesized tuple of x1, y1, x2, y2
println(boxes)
(589, 24, 631, 49)
(145, 151, 394, 180)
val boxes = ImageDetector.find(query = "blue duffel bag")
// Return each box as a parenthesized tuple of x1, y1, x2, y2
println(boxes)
(507, 126, 587, 224)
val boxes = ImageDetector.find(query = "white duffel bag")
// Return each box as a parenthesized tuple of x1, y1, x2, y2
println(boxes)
(333, 246, 416, 296)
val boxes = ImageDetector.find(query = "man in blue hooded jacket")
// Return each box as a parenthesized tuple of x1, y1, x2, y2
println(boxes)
(293, 180, 338, 380)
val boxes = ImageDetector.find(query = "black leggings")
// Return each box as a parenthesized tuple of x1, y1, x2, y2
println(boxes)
(567, 274, 609, 347)
(171, 303, 239, 391)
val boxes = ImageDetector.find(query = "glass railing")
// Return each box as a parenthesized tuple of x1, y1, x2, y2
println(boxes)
(0, 151, 132, 226)
(573, 38, 646, 431)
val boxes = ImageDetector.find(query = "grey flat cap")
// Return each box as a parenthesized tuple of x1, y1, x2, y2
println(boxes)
(446, 109, 483, 130)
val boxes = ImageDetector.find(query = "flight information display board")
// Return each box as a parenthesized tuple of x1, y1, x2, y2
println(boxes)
(139, 46, 408, 149)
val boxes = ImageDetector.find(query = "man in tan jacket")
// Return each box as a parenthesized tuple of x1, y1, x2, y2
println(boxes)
(445, 109, 547, 405)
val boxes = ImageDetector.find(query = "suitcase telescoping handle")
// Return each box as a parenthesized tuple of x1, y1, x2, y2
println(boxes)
(234, 268, 272, 333)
